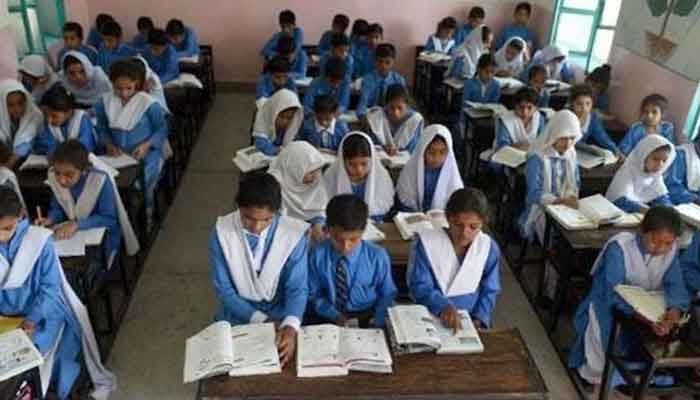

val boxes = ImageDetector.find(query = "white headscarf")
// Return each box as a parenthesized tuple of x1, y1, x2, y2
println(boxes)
(531, 44, 568, 81)
(323, 131, 395, 216)
(252, 88, 302, 146)
(133, 56, 170, 114)
(447, 24, 488, 78)
(606, 135, 675, 204)
(0, 79, 42, 151)
(496, 108, 542, 148)
(680, 142, 700, 192)
(397, 124, 463, 211)
(268, 141, 329, 222)
(58, 51, 112, 106)
(494, 37, 527, 77)
(102, 91, 156, 131)
(18, 54, 58, 102)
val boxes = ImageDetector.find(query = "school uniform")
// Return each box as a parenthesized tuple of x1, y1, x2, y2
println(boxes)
(317, 30, 335, 55)
(366, 106, 424, 153)
(357, 47, 376, 79)
(520, 45, 574, 83)
(86, 26, 102, 49)
(494, 37, 527, 77)
(33, 109, 96, 155)
(131, 33, 148, 51)
(496, 24, 537, 51)
(537, 88, 551, 108)
(396, 125, 463, 212)
(606, 135, 675, 213)
(133, 56, 171, 114)
(143, 45, 180, 84)
(579, 111, 619, 153)
(309, 239, 397, 327)
(210, 211, 309, 330)
(356, 70, 406, 119)
(681, 232, 700, 296)
(255, 74, 297, 100)
(298, 114, 349, 152)
(424, 35, 456, 54)
(463, 77, 501, 104)
(58, 45, 99, 67)
(172, 26, 201, 60)
(0, 219, 115, 399)
(252, 89, 303, 156)
(594, 93, 610, 113)
(453, 24, 475, 46)
(287, 51, 309, 80)
(261, 27, 304, 59)
(569, 232, 689, 384)
(618, 121, 675, 155)
(350, 38, 370, 79)
(446, 25, 488, 80)
(666, 143, 700, 204)
(0, 167, 25, 209)
(323, 132, 395, 221)
(18, 55, 60, 103)
(96, 42, 137, 73)
(0, 80, 42, 158)
(58, 51, 112, 107)
(302, 77, 351, 114)
(494, 109, 545, 151)
(408, 228, 501, 327)
(319, 53, 355, 82)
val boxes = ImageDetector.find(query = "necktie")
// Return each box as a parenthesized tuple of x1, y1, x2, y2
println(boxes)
(335, 257, 349, 313)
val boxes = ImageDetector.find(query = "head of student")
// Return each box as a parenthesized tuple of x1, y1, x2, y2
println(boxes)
(275, 102, 300, 132)
(62, 54, 91, 88)
(342, 133, 372, 184)
(504, 38, 525, 61)
(468, 7, 486, 27)
(266, 56, 290, 89)
(374, 43, 396, 77)
(643, 142, 672, 174)
(235, 172, 282, 234)
(276, 34, 296, 61)
(332, 14, 350, 34)
(278, 9, 297, 34)
(314, 95, 339, 128)
(148, 29, 170, 56)
(368, 23, 384, 49)
(640, 93, 667, 128)
(639, 206, 682, 256)
(384, 84, 410, 123)
(424, 130, 449, 170)
(351, 19, 370, 42)
(585, 64, 611, 96)
(476, 53, 496, 82)
(41, 84, 75, 127)
(437, 17, 457, 40)
(137, 16, 154, 37)
(18, 55, 51, 89)
(570, 84, 594, 119)
(528, 64, 547, 93)
(480, 25, 494, 50)
(62, 22, 84, 50)
(324, 56, 347, 87)
(514, 86, 539, 122)
(514, 2, 532, 25)
(326, 194, 369, 255)
(0, 187, 24, 243)
(166, 19, 186, 46)
(100, 20, 123, 50)
(95, 13, 114, 31)
(445, 188, 488, 248)
(5, 87, 28, 122)
(109, 59, 146, 102)
(330, 33, 351, 59)
(51, 140, 90, 188)
(543, 110, 581, 156)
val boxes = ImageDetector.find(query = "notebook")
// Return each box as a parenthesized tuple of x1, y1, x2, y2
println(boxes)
(675, 203, 700, 229)
(393, 210, 449, 240)
(0, 329, 44, 382)
(296, 324, 392, 378)
(464, 102, 508, 119)
(53, 227, 107, 257)
(362, 221, 386, 241)
(615, 285, 666, 324)
(232, 146, 275, 173)
(375, 148, 411, 169)
(490, 146, 527, 168)
(545, 194, 635, 230)
(576, 143, 618, 169)
(18, 154, 49, 170)
(184, 321, 281, 384)
(99, 154, 139, 169)
(387, 305, 483, 355)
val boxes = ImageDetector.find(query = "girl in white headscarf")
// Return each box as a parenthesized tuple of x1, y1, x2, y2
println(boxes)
(133, 55, 170, 114)
(606, 135, 675, 213)
(58, 50, 112, 107)
(397, 124, 463, 212)
(252, 88, 303, 156)
(445, 24, 493, 80)
(523, 44, 574, 83)
(666, 135, 700, 204)
(0, 79, 43, 168)
(18, 54, 59, 102)
(268, 141, 329, 242)
(494, 37, 527, 78)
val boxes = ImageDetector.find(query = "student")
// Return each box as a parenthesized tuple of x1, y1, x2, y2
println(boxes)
(95, 59, 168, 222)
(522, 44, 574, 83)
(319, 33, 354, 82)
(396, 124, 463, 212)
(0, 142, 25, 208)
(494, 87, 545, 152)
(303, 56, 350, 115)
(143, 28, 180, 85)
(252, 88, 303, 156)
(166, 19, 201, 61)
(519, 110, 582, 243)
(681, 230, 700, 297)
(0, 187, 116, 399)
(59, 22, 98, 66)
(356, 44, 406, 119)
(132, 56, 170, 114)
(210, 173, 308, 368)
(256, 57, 296, 100)
(666, 136, 700, 205)
(408, 187, 501, 330)
(446, 25, 492, 80)
(586, 64, 612, 116)
(569, 84, 621, 156)
(268, 141, 328, 242)
(299, 95, 349, 152)
(494, 37, 527, 78)
(96, 20, 137, 73)
(529, 64, 550, 108)
(349, 19, 370, 76)
(18, 54, 59, 103)
(276, 34, 308, 80)
(131, 16, 154, 51)
(569, 206, 689, 386)
(454, 7, 485, 46)
(367, 84, 424, 154)
(39, 140, 139, 271)
(308, 194, 396, 327)
(86, 13, 113, 49)
(357, 23, 384, 77)
(0, 79, 42, 168)
(606, 135, 675, 213)
(424, 17, 458, 54)
(261, 10, 304, 59)
(323, 132, 394, 221)
(495, 2, 537, 52)
(463, 53, 500, 104)
(618, 94, 675, 155)
(59, 51, 112, 108)
(318, 14, 350, 55)
(34, 84, 96, 155)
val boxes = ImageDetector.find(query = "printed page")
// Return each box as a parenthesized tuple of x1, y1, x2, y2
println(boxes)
(297, 324, 346, 377)
(229, 323, 280, 376)
(615, 285, 666, 323)
(427, 209, 449, 230)
(579, 194, 623, 224)
(339, 328, 392, 373)
(676, 203, 700, 229)
(183, 321, 233, 384)
(546, 204, 597, 230)
(432, 312, 484, 354)
(98, 154, 139, 169)
(491, 146, 527, 168)
(0, 330, 43, 382)
(388, 305, 441, 348)
(53, 228, 106, 257)
(394, 212, 434, 240)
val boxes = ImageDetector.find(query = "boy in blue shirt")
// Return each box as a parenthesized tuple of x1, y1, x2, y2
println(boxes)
(144, 29, 180, 85)
(357, 23, 384, 78)
(356, 43, 406, 120)
(86, 13, 113, 49)
(454, 7, 485, 46)
(569, 84, 622, 158)
(318, 14, 350, 55)
(131, 16, 154, 52)
(166, 19, 200, 61)
(308, 194, 396, 328)
(96, 20, 137, 73)
(303, 56, 350, 114)
(320, 33, 354, 82)
(256, 57, 297, 100)
(277, 35, 308, 80)
(495, 2, 537, 53)
(261, 9, 304, 60)
(350, 20, 370, 79)
(59, 22, 98, 66)
(299, 95, 350, 152)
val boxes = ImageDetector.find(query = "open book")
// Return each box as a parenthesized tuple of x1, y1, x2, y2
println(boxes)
(54, 227, 106, 257)
(418, 51, 452, 63)
(545, 79, 572, 92)
(490, 146, 527, 168)
(19, 154, 49, 170)
(232, 146, 275, 173)
(576, 143, 618, 169)
(615, 285, 666, 324)
(375, 148, 411, 168)
(0, 329, 44, 382)
(464, 101, 508, 118)
(675, 203, 700, 229)
(545, 194, 640, 230)
(362, 221, 385, 241)
(387, 305, 483, 355)
(494, 76, 525, 92)
(99, 154, 139, 169)
(393, 210, 448, 240)
(296, 324, 392, 378)
(183, 321, 280, 384)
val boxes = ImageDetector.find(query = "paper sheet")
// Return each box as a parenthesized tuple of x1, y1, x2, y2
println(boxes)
(54, 228, 106, 257)
(19, 154, 49, 170)
(99, 154, 139, 169)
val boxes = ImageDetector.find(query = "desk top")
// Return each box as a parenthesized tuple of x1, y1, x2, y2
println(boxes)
(377, 223, 410, 266)
(17, 164, 141, 192)
(198, 328, 548, 400)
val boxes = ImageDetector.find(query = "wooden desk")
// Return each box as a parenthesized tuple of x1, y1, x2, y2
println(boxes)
(377, 223, 410, 266)
(197, 328, 548, 400)
(580, 163, 619, 197)
(0, 367, 41, 400)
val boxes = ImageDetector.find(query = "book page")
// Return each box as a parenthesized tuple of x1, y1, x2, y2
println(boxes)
(388, 305, 441, 348)
(576, 150, 604, 169)
(579, 194, 623, 224)
(546, 204, 597, 230)
(362, 221, 385, 241)
(491, 146, 527, 168)
(0, 330, 43, 382)
(339, 328, 392, 368)
(394, 212, 435, 240)
(183, 321, 234, 384)
(494, 77, 525, 91)
(427, 209, 449, 230)
(19, 154, 49, 170)
(229, 323, 280, 376)
(676, 203, 700, 229)
(615, 285, 666, 323)
(53, 228, 106, 257)
(99, 154, 139, 169)
(432, 312, 484, 354)
(297, 325, 342, 368)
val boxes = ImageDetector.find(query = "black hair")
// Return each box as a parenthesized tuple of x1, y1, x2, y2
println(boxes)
(41, 84, 75, 112)
(235, 172, 281, 211)
(369, 23, 384, 36)
(481, 26, 492, 42)
(570, 84, 594, 103)
(515, 2, 533, 15)
(529, 64, 547, 81)
(100, 20, 122, 38)
(445, 188, 489, 223)
(314, 95, 339, 114)
(437, 17, 458, 35)
(469, 7, 486, 20)
(514, 86, 539, 106)
(640, 206, 682, 237)
(428, 134, 448, 148)
(332, 14, 350, 31)
(375, 43, 396, 60)
(324, 56, 347, 80)
(148, 29, 169, 46)
(476, 53, 496, 71)
(279, 9, 296, 26)
(276, 34, 296, 56)
(351, 19, 370, 38)
(63, 22, 83, 39)
(166, 19, 185, 36)
(508, 39, 525, 52)
(109, 59, 145, 87)
(587, 64, 612, 91)
(62, 54, 83, 71)
(0, 142, 11, 165)
(326, 194, 369, 231)
(342, 134, 371, 159)
(95, 14, 114, 30)
(330, 32, 350, 48)
(650, 144, 672, 156)
(385, 84, 410, 104)
(641, 94, 668, 115)
(0, 187, 23, 218)
(52, 140, 90, 170)
(137, 16, 154, 31)
(265, 56, 290, 74)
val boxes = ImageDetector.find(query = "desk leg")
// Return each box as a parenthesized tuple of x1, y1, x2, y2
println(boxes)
(632, 360, 657, 400)
(599, 314, 622, 400)
(536, 215, 552, 301)
(548, 246, 574, 334)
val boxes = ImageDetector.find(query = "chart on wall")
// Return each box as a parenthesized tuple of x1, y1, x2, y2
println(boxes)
(614, 0, 700, 80)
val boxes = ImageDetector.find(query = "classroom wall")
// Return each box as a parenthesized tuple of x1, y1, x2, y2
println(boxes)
(72, 0, 555, 83)
(65, 0, 91, 31)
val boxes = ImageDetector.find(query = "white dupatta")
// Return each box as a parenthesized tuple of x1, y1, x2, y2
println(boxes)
(0, 79, 42, 151)
(133, 56, 170, 114)
(48, 109, 88, 144)
(102, 91, 156, 131)
(496, 109, 542, 148)
(367, 106, 424, 151)
(252, 89, 302, 146)
(58, 51, 112, 106)
(531, 45, 568, 81)
(431, 35, 455, 54)
(680, 143, 700, 192)
(0, 167, 25, 210)
(494, 37, 527, 76)
(446, 24, 488, 79)
(18, 54, 59, 102)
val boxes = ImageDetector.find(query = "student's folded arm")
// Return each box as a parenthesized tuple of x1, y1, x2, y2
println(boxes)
(664, 256, 690, 312)
(495, 123, 514, 150)
(617, 129, 638, 156)
(612, 197, 645, 214)
(471, 243, 502, 328)
(408, 239, 450, 316)
(308, 251, 340, 322)
(279, 235, 310, 331)
(372, 249, 397, 328)
(77, 179, 118, 230)
(146, 104, 169, 149)
(681, 233, 700, 296)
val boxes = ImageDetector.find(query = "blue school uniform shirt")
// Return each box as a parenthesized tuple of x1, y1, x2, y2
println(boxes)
(594, 92, 610, 113)
(96, 42, 137, 73)
(317, 30, 335, 54)
(261, 27, 304, 59)
(58, 45, 98, 66)
(463, 77, 501, 104)
(173, 26, 200, 59)
(308, 239, 396, 327)
(356, 70, 406, 118)
(666, 146, 700, 204)
(350, 39, 370, 78)
(86, 26, 102, 49)
(299, 115, 349, 151)
(580, 112, 619, 153)
(33, 112, 96, 155)
(611, 191, 672, 214)
(131, 33, 148, 51)
(494, 112, 546, 150)
(288, 51, 309, 80)
(681, 232, 700, 296)
(357, 48, 376, 79)
(408, 234, 501, 327)
(302, 77, 351, 114)
(495, 24, 537, 51)
(255, 74, 297, 99)
(209, 216, 309, 325)
(319, 53, 354, 82)
(618, 121, 675, 155)
(143, 45, 181, 84)
(453, 24, 474, 46)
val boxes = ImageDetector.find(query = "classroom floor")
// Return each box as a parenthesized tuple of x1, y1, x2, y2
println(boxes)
(104, 88, 580, 400)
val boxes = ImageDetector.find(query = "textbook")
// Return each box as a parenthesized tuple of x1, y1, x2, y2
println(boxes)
(54, 227, 106, 257)
(614, 285, 666, 324)
(393, 210, 448, 240)
(490, 146, 527, 168)
(464, 102, 508, 119)
(675, 203, 700, 229)
(418, 51, 452, 64)
(375, 148, 411, 168)
(362, 221, 386, 241)
(296, 324, 392, 378)
(576, 143, 618, 169)
(99, 154, 139, 169)
(545, 79, 571, 92)
(18, 154, 49, 170)
(387, 305, 484, 355)
(232, 146, 275, 173)
(183, 321, 281, 384)
(494, 76, 525, 92)
(544, 194, 637, 230)
(0, 329, 44, 382)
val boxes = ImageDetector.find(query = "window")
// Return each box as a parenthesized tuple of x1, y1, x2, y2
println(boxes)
(549, 0, 622, 71)
(8, 0, 66, 56)
(683, 84, 700, 140)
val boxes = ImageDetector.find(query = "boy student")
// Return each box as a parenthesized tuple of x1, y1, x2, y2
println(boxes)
(356, 43, 406, 120)
(569, 84, 622, 159)
(454, 6, 485, 46)
(59, 22, 98, 67)
(277, 35, 308, 80)
(618, 94, 675, 156)
(210, 173, 309, 368)
(144, 29, 180, 85)
(166, 19, 201, 61)
(357, 23, 384, 77)
(318, 14, 350, 55)
(86, 13, 113, 49)
(319, 33, 354, 82)
(308, 194, 397, 328)
(96, 20, 137, 73)
(299, 95, 350, 152)
(256, 57, 296, 100)
(495, 2, 537, 53)
(529, 64, 550, 108)
(303, 56, 350, 115)
(261, 9, 304, 60)
(132, 16, 155, 52)
(349, 19, 370, 79)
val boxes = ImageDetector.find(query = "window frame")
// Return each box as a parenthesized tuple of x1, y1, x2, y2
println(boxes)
(8, 0, 66, 55)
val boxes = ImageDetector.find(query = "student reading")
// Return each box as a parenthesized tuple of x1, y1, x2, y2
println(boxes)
(210, 173, 309, 367)
(308, 194, 397, 328)
(18, 54, 59, 103)
(302, 56, 350, 115)
(59, 51, 112, 107)
(408, 188, 501, 330)
(569, 84, 622, 159)
(0, 79, 42, 169)
(256, 57, 296, 100)
(366, 84, 424, 154)
(252, 88, 303, 156)
(298, 94, 349, 152)
(618, 94, 675, 156)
